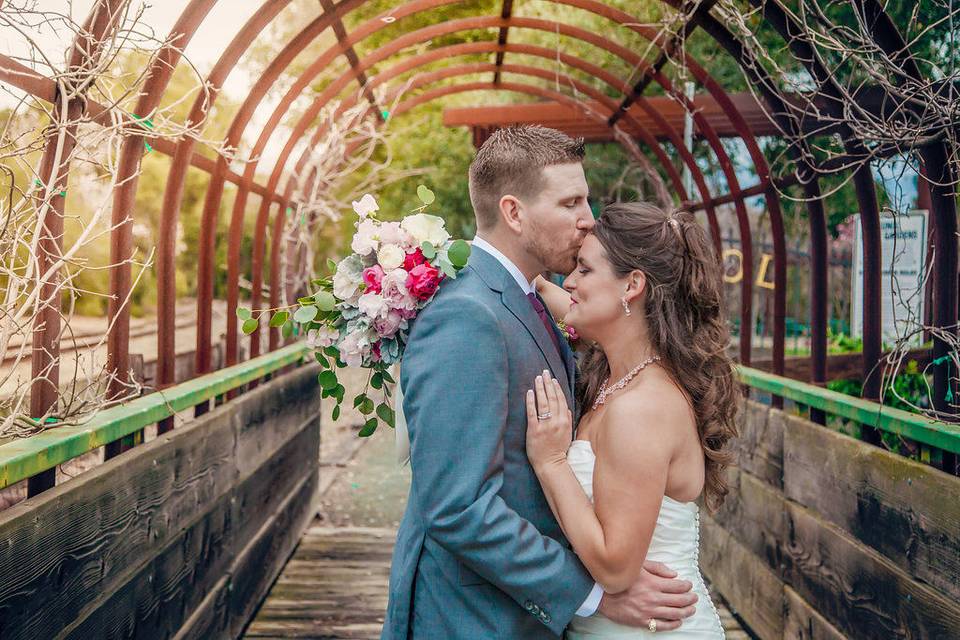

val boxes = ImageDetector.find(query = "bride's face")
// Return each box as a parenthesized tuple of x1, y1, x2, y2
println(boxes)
(562, 235, 627, 341)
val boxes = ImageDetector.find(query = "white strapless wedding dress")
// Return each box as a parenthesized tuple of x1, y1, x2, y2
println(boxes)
(566, 440, 725, 639)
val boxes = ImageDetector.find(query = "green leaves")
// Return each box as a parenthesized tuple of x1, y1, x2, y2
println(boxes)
(448, 239, 471, 268)
(241, 318, 259, 335)
(294, 305, 318, 323)
(421, 241, 437, 259)
(236, 307, 251, 321)
(269, 310, 289, 327)
(417, 184, 435, 205)
(376, 402, 395, 428)
(314, 291, 336, 311)
(359, 419, 377, 437)
(318, 370, 338, 390)
(327, 258, 338, 272)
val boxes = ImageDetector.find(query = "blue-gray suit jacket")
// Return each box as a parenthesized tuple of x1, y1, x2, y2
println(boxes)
(382, 248, 595, 639)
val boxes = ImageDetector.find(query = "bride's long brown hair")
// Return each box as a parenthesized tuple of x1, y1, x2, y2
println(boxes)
(576, 202, 739, 512)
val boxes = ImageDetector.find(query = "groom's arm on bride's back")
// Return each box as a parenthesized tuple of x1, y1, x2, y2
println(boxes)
(401, 293, 593, 635)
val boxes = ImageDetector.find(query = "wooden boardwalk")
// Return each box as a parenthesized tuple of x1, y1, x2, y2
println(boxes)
(244, 432, 751, 639)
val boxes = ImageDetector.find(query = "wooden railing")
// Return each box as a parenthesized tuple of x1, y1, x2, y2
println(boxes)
(737, 365, 960, 457)
(0, 342, 310, 492)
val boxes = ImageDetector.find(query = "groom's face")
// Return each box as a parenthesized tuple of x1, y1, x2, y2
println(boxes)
(519, 163, 593, 274)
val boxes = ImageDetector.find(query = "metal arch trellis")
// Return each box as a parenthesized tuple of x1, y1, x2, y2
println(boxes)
(5, 0, 959, 499)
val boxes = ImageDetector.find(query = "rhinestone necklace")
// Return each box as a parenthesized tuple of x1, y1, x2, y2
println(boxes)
(592, 356, 661, 411)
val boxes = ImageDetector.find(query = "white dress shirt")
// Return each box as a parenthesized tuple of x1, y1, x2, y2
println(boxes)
(472, 235, 605, 619)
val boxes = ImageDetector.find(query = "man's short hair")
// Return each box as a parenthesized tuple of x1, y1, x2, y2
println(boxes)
(468, 125, 585, 231)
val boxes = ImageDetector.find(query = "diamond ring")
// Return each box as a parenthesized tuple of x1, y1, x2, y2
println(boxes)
(648, 619, 658, 633)
(537, 412, 552, 420)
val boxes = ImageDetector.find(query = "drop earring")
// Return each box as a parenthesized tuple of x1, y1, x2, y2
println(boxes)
(622, 297, 631, 316)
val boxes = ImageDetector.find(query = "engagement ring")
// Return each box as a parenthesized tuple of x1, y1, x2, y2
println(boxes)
(648, 619, 658, 633)
(537, 412, 552, 420)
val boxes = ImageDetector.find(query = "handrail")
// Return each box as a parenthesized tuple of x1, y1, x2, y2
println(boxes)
(4, 353, 954, 489)
(0, 342, 310, 489)
(737, 365, 960, 455)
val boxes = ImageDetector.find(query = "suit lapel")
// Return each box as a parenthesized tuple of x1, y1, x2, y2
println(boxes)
(501, 286, 572, 410)
(469, 249, 571, 403)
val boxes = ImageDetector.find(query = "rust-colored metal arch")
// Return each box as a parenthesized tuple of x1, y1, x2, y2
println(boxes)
(255, 13, 752, 362)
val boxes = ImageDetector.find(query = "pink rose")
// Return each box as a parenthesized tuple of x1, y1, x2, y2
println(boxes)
(374, 310, 406, 338)
(381, 268, 417, 314)
(362, 265, 385, 294)
(407, 262, 444, 301)
(403, 248, 427, 272)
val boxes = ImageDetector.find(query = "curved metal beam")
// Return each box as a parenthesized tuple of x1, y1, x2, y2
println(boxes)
(155, 0, 291, 424)
(28, 0, 127, 493)
(106, 0, 216, 413)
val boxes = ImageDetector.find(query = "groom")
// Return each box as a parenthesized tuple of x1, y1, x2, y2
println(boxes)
(383, 126, 697, 638)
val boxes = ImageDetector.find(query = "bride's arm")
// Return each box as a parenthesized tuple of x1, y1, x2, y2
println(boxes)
(534, 275, 572, 321)
(525, 377, 672, 594)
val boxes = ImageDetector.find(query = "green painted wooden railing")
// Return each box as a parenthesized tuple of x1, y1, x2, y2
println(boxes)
(2, 351, 956, 490)
(737, 365, 960, 455)
(0, 342, 310, 489)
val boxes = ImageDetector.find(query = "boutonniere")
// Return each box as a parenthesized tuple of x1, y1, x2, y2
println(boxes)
(556, 319, 579, 345)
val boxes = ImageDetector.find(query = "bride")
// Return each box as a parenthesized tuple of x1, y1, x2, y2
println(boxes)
(527, 202, 739, 638)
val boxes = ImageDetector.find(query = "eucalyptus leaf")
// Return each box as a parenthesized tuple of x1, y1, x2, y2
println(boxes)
(354, 393, 368, 408)
(236, 307, 251, 321)
(416, 184, 435, 205)
(269, 310, 289, 327)
(359, 398, 375, 415)
(294, 305, 319, 323)
(332, 405, 341, 421)
(439, 261, 457, 279)
(421, 242, 436, 259)
(241, 318, 259, 335)
(359, 418, 378, 437)
(448, 239, 471, 268)
(282, 320, 294, 339)
(327, 258, 338, 272)
(314, 291, 336, 311)
(371, 372, 383, 390)
(333, 384, 346, 403)
(376, 403, 395, 428)
(314, 351, 329, 366)
(318, 370, 338, 390)
(380, 369, 395, 384)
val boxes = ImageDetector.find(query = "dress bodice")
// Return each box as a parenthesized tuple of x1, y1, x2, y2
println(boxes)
(565, 440, 724, 638)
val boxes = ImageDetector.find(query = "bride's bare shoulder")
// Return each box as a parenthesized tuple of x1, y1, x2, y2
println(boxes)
(595, 370, 692, 453)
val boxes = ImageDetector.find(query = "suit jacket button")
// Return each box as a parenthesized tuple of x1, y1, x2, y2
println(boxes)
(542, 613, 552, 624)
(524, 601, 534, 611)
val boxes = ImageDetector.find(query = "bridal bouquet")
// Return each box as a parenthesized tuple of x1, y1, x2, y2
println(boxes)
(238, 185, 470, 436)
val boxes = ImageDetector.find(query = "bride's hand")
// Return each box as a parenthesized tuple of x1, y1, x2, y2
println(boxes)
(525, 370, 573, 472)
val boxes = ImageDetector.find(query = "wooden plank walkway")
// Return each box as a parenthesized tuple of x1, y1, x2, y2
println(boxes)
(244, 432, 752, 639)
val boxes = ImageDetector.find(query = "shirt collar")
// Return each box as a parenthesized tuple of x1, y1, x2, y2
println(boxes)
(471, 235, 535, 296)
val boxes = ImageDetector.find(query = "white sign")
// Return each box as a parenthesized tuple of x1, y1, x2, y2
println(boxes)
(851, 210, 928, 347)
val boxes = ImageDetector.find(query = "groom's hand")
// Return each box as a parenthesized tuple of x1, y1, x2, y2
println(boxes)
(595, 561, 698, 631)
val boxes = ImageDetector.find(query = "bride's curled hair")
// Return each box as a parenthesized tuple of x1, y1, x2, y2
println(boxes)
(576, 202, 739, 512)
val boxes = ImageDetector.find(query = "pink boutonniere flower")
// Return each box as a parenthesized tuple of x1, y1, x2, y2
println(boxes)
(556, 319, 579, 344)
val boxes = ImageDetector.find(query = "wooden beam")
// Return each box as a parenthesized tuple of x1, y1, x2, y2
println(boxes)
(443, 93, 780, 138)
(0, 343, 309, 488)
(736, 364, 960, 455)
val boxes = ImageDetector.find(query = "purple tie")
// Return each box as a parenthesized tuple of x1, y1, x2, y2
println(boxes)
(527, 292, 562, 356)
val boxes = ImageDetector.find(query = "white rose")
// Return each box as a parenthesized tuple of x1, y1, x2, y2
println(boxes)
(358, 291, 390, 320)
(377, 244, 406, 271)
(401, 213, 450, 247)
(333, 254, 363, 302)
